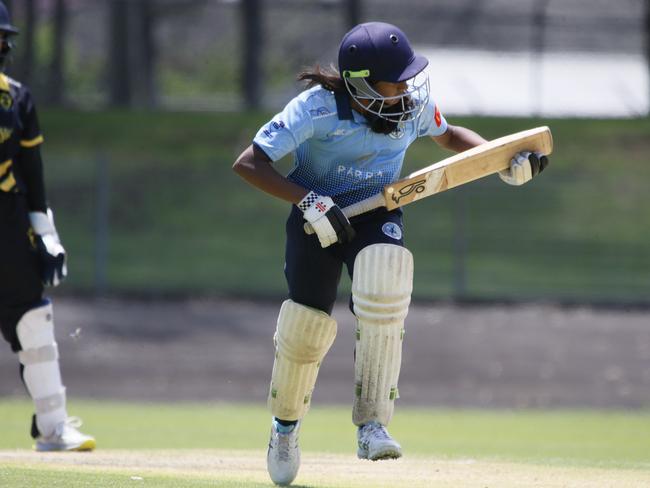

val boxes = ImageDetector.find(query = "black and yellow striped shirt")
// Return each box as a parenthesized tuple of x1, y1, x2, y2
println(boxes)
(0, 73, 44, 195)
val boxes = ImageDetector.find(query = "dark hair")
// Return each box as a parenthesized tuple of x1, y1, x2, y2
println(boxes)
(298, 63, 412, 135)
(297, 64, 345, 92)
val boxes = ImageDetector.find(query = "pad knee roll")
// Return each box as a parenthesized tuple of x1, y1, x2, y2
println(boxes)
(16, 300, 67, 436)
(352, 244, 413, 426)
(268, 300, 337, 421)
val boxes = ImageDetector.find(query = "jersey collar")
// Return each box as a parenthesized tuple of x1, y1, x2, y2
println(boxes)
(335, 90, 367, 124)
(334, 90, 353, 120)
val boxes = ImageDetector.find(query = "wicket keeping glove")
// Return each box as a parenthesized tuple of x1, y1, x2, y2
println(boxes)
(29, 209, 68, 287)
(499, 151, 549, 186)
(298, 191, 355, 248)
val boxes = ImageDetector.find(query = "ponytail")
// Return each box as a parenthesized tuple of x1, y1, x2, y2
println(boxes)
(297, 64, 345, 92)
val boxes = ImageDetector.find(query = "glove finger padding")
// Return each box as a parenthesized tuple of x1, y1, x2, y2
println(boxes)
(35, 235, 67, 287)
(326, 206, 356, 244)
(527, 152, 550, 177)
(528, 153, 541, 176)
(535, 152, 549, 173)
(500, 150, 549, 186)
(311, 217, 338, 248)
(300, 191, 355, 248)
(499, 151, 528, 186)
(513, 156, 531, 183)
(29, 210, 67, 287)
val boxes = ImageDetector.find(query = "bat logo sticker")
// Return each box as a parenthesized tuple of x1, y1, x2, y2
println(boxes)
(390, 179, 426, 204)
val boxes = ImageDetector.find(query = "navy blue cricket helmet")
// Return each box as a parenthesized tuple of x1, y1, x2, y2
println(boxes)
(338, 22, 430, 122)
(0, 1, 18, 35)
(0, 1, 18, 71)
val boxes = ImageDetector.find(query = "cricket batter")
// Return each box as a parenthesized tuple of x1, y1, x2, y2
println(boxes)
(233, 22, 548, 485)
(0, 2, 95, 451)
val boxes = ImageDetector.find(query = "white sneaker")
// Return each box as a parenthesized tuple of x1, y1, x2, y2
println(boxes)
(357, 421, 402, 460)
(267, 419, 300, 486)
(35, 417, 96, 452)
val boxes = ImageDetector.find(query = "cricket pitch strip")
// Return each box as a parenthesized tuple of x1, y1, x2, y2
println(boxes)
(2, 449, 649, 487)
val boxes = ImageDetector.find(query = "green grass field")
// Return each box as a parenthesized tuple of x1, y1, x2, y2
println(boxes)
(37, 111, 650, 302)
(1, 399, 649, 487)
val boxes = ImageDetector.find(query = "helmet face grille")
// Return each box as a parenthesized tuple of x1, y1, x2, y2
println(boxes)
(343, 71, 430, 125)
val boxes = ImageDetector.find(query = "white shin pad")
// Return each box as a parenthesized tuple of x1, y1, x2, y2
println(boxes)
(16, 301, 67, 437)
(268, 300, 337, 421)
(352, 244, 413, 426)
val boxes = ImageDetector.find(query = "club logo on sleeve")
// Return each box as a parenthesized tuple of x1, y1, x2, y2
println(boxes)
(381, 222, 403, 240)
(263, 120, 286, 137)
(434, 105, 442, 127)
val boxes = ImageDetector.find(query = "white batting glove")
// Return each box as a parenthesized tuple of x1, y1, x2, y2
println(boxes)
(29, 209, 67, 287)
(499, 151, 549, 186)
(298, 191, 355, 248)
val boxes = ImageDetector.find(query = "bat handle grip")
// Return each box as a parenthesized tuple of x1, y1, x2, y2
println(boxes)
(303, 193, 385, 235)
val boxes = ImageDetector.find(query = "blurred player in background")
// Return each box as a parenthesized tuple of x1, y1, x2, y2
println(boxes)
(234, 21, 547, 486)
(0, 2, 95, 452)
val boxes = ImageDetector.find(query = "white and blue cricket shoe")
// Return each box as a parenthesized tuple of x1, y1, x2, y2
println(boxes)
(34, 416, 95, 452)
(267, 419, 301, 486)
(357, 421, 402, 460)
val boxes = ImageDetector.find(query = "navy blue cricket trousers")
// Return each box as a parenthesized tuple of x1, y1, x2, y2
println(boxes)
(0, 193, 44, 351)
(284, 205, 406, 315)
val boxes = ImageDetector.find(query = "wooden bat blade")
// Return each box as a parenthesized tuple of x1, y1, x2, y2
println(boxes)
(383, 126, 553, 210)
(303, 126, 553, 235)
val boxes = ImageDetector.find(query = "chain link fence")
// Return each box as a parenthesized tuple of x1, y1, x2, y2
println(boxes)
(6, 0, 649, 113)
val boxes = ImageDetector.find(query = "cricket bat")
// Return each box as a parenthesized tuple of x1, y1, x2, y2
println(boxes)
(305, 126, 553, 234)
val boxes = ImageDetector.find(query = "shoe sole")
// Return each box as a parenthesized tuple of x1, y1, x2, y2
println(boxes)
(35, 439, 96, 452)
(72, 439, 96, 451)
(357, 446, 402, 461)
(266, 449, 300, 487)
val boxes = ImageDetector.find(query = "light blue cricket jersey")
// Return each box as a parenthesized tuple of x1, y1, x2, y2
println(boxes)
(253, 86, 448, 208)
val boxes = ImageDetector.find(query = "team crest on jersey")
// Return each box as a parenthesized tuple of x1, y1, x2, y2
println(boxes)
(0, 127, 12, 143)
(381, 222, 402, 240)
(388, 123, 406, 140)
(0, 92, 12, 110)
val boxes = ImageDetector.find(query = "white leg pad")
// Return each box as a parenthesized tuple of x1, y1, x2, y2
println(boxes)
(268, 300, 337, 421)
(352, 244, 413, 426)
(16, 301, 67, 437)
